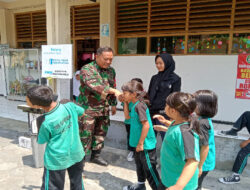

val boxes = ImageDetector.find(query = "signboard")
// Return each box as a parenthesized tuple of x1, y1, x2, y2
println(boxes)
(42, 44, 72, 79)
(101, 24, 109, 37)
(235, 54, 250, 99)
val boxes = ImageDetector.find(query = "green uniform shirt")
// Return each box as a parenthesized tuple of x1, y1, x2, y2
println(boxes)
(129, 101, 156, 150)
(161, 122, 200, 190)
(122, 102, 134, 124)
(199, 118, 216, 171)
(37, 102, 85, 170)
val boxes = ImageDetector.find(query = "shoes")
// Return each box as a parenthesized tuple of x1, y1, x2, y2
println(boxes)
(123, 183, 146, 190)
(90, 156, 108, 166)
(90, 150, 108, 166)
(218, 174, 240, 184)
(220, 129, 238, 136)
(127, 151, 134, 162)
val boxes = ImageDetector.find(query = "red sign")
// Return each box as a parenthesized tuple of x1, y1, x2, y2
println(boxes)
(235, 54, 250, 99)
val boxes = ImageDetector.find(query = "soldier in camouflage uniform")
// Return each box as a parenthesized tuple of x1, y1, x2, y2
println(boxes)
(78, 46, 120, 166)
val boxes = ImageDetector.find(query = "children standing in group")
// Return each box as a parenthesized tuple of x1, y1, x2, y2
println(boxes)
(194, 90, 218, 190)
(122, 80, 160, 190)
(122, 78, 144, 162)
(154, 92, 200, 190)
(26, 86, 85, 190)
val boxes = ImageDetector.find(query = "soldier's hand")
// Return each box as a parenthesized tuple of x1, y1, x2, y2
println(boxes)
(111, 106, 116, 115)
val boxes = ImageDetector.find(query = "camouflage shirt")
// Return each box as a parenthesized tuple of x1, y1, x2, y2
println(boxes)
(78, 61, 117, 116)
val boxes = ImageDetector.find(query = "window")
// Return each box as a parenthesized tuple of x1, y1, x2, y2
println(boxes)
(118, 38, 146, 54)
(71, 4, 100, 39)
(232, 33, 250, 54)
(116, 0, 250, 55)
(151, 36, 185, 54)
(15, 11, 47, 48)
(188, 34, 229, 54)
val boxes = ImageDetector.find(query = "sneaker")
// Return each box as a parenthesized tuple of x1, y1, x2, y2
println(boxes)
(127, 151, 134, 162)
(123, 183, 146, 190)
(220, 129, 238, 136)
(218, 174, 240, 184)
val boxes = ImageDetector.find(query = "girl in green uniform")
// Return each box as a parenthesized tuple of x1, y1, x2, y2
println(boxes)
(194, 90, 218, 190)
(122, 80, 160, 190)
(154, 92, 200, 190)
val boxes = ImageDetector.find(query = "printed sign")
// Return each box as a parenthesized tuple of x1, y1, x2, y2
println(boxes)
(235, 54, 250, 99)
(42, 44, 72, 79)
(101, 24, 109, 37)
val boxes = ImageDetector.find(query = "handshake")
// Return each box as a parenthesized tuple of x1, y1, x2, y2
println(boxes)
(108, 88, 124, 102)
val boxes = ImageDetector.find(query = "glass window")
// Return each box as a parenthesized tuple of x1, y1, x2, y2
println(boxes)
(188, 34, 229, 54)
(34, 41, 47, 49)
(232, 33, 250, 54)
(151, 36, 185, 54)
(118, 38, 146, 54)
(17, 42, 32, 49)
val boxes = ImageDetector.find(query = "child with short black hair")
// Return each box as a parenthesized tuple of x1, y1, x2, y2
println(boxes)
(194, 90, 218, 190)
(26, 85, 85, 190)
(122, 80, 160, 190)
(154, 92, 200, 190)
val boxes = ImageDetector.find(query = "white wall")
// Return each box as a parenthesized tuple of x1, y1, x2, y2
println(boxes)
(113, 55, 249, 122)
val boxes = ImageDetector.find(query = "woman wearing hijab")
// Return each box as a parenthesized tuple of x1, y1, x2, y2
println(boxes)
(73, 70, 81, 103)
(148, 53, 181, 140)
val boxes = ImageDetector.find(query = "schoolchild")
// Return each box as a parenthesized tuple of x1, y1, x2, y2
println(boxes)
(154, 92, 200, 190)
(122, 78, 144, 162)
(122, 80, 160, 190)
(194, 90, 218, 190)
(26, 86, 85, 190)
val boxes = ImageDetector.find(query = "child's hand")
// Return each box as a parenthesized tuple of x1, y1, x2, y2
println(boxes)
(153, 115, 172, 126)
(167, 184, 183, 190)
(198, 167, 203, 177)
(240, 140, 250, 148)
(136, 143, 144, 152)
(153, 114, 166, 123)
(118, 94, 124, 102)
(154, 125, 168, 132)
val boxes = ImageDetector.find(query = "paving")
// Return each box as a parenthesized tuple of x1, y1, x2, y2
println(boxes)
(0, 117, 250, 190)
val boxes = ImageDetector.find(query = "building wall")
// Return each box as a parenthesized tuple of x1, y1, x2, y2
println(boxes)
(113, 55, 247, 122)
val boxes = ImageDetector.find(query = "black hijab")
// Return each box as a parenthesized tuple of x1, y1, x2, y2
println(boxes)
(148, 53, 180, 104)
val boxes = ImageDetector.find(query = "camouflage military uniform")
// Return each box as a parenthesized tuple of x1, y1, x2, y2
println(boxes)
(78, 61, 117, 155)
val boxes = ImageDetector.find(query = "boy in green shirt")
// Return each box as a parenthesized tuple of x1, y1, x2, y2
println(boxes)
(26, 86, 85, 190)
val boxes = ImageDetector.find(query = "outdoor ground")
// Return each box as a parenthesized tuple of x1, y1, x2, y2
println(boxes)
(0, 117, 250, 190)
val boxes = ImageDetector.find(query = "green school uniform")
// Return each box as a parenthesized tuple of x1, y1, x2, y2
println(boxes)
(38, 102, 85, 170)
(129, 101, 156, 150)
(161, 122, 200, 190)
(201, 118, 216, 171)
(122, 102, 134, 124)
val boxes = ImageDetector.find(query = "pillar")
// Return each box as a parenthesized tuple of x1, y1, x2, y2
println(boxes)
(0, 9, 15, 47)
(99, 0, 115, 51)
(46, 0, 71, 100)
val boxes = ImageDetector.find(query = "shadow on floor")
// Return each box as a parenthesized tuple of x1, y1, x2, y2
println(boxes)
(84, 170, 132, 190)
(21, 185, 40, 190)
(22, 154, 36, 168)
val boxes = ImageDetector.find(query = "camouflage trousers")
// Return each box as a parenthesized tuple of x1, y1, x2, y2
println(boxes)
(79, 114, 110, 155)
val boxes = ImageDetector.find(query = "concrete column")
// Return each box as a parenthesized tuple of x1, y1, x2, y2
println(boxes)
(99, 0, 115, 50)
(46, 0, 71, 100)
(0, 9, 15, 47)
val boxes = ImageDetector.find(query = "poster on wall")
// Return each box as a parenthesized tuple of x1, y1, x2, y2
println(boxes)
(42, 44, 72, 79)
(101, 24, 109, 37)
(235, 54, 250, 99)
